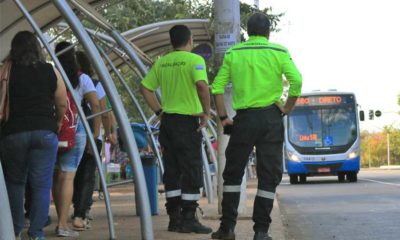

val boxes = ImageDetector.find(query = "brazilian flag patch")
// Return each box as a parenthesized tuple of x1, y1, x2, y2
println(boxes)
(195, 64, 204, 70)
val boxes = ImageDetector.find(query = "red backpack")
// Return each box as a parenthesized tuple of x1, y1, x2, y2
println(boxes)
(58, 91, 78, 152)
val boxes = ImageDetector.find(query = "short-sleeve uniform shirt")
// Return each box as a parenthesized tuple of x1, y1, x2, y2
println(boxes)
(141, 51, 208, 115)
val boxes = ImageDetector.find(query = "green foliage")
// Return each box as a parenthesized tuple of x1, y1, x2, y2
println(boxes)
(48, 1, 283, 122)
(100, 0, 282, 33)
(91, 0, 284, 122)
(397, 94, 400, 110)
(99, 0, 213, 32)
(239, 3, 284, 33)
(360, 126, 400, 167)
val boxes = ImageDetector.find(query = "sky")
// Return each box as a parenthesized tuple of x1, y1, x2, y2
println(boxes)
(242, 0, 400, 131)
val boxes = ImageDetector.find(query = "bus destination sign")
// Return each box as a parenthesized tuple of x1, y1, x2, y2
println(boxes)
(296, 95, 353, 106)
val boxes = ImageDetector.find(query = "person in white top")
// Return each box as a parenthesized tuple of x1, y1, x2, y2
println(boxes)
(53, 42, 101, 238)
(72, 51, 115, 230)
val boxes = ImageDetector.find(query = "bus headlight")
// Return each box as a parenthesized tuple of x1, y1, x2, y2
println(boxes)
(348, 150, 359, 159)
(288, 152, 301, 162)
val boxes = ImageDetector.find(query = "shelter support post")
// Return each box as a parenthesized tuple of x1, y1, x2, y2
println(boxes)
(95, 42, 164, 175)
(52, 1, 153, 239)
(12, 0, 118, 239)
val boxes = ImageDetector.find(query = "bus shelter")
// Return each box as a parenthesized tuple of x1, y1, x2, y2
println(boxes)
(0, 1, 217, 239)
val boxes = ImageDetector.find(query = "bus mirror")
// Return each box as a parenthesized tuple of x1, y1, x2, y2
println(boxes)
(359, 110, 365, 121)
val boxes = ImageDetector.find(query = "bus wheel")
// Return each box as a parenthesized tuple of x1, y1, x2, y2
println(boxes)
(347, 172, 358, 182)
(290, 174, 299, 184)
(338, 173, 345, 182)
(299, 174, 307, 183)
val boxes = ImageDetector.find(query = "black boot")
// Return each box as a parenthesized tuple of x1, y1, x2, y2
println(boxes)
(211, 227, 235, 240)
(253, 231, 272, 240)
(178, 211, 212, 234)
(167, 209, 181, 232)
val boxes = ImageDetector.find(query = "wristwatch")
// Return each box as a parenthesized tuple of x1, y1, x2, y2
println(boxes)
(155, 108, 163, 116)
(219, 115, 228, 121)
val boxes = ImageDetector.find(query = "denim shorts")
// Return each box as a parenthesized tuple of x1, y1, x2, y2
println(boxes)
(56, 121, 87, 172)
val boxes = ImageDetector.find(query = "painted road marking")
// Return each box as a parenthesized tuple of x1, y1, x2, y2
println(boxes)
(360, 178, 400, 187)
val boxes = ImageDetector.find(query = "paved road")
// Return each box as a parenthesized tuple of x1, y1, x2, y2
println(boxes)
(277, 169, 400, 240)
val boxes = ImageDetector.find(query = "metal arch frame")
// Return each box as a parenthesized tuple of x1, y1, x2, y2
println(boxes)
(88, 31, 165, 175)
(0, 164, 14, 239)
(93, 38, 165, 175)
(51, 1, 154, 239)
(0, 1, 219, 239)
(201, 142, 214, 203)
(12, 1, 119, 239)
(67, 0, 220, 204)
(122, 18, 210, 39)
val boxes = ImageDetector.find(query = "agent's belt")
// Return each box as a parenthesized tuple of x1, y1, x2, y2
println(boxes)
(236, 104, 276, 114)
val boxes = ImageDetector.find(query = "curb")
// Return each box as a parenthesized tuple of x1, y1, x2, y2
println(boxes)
(271, 193, 287, 240)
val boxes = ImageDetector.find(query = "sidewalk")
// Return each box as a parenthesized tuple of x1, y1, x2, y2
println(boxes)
(30, 179, 285, 239)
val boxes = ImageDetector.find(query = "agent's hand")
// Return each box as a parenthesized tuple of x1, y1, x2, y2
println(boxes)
(221, 118, 234, 135)
(194, 112, 210, 132)
(157, 112, 163, 120)
(275, 101, 289, 115)
(221, 118, 233, 127)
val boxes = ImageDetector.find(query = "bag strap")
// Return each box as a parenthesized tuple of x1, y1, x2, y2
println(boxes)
(0, 61, 12, 82)
(0, 61, 12, 123)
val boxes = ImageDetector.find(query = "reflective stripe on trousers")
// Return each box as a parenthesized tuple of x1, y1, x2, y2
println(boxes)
(256, 189, 275, 200)
(223, 185, 241, 193)
(165, 189, 182, 198)
(181, 193, 200, 201)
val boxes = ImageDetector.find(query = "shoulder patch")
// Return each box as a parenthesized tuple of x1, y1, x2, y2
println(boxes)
(195, 64, 204, 70)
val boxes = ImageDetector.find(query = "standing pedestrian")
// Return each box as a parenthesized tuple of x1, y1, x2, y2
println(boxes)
(211, 13, 302, 240)
(140, 25, 212, 234)
(72, 50, 114, 230)
(0, 31, 67, 240)
(52, 41, 100, 238)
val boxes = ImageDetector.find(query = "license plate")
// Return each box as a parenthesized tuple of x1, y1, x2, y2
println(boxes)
(318, 167, 330, 173)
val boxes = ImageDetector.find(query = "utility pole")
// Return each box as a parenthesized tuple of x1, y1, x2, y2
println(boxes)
(387, 133, 391, 166)
(213, 0, 245, 214)
(254, 0, 260, 9)
(368, 142, 371, 168)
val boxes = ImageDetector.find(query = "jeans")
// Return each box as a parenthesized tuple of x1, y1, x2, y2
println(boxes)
(56, 121, 87, 172)
(73, 139, 102, 218)
(0, 130, 58, 238)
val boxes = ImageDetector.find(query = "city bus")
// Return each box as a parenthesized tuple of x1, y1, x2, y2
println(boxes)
(284, 91, 361, 184)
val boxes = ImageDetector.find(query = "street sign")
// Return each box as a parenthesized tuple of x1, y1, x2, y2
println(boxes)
(375, 110, 382, 117)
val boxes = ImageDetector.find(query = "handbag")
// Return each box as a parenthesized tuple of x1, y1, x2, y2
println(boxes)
(0, 61, 12, 125)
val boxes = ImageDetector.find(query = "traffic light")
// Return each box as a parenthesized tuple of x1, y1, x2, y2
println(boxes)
(368, 110, 382, 120)
(369, 110, 374, 120)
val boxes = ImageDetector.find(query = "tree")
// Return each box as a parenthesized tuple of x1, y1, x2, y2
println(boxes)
(397, 94, 400, 114)
(360, 126, 400, 167)
(92, 0, 283, 121)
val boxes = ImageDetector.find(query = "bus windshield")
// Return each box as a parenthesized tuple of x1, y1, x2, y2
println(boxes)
(288, 103, 357, 152)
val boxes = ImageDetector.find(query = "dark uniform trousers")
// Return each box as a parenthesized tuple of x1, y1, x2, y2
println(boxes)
(159, 113, 203, 216)
(221, 105, 284, 233)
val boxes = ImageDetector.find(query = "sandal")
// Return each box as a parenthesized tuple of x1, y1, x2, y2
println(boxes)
(56, 227, 79, 237)
(72, 218, 90, 231)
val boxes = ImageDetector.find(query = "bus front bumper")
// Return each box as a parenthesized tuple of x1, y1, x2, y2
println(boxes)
(286, 157, 360, 175)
